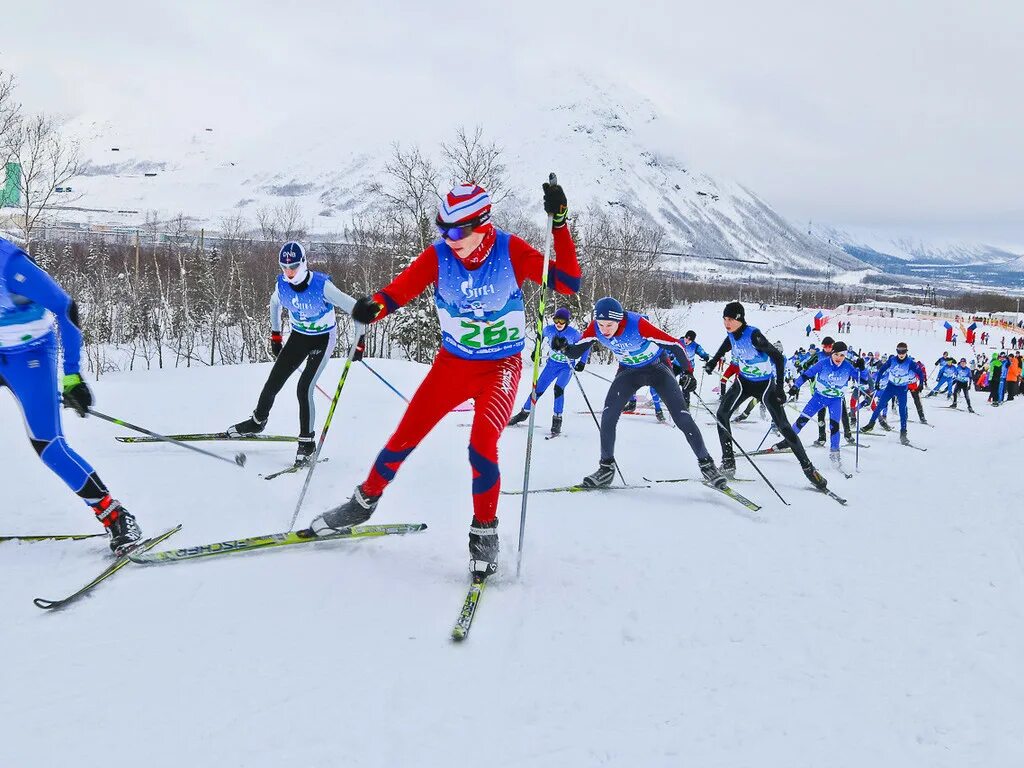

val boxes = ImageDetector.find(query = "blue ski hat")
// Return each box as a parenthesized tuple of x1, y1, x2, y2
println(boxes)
(553, 307, 571, 322)
(279, 241, 306, 268)
(594, 296, 624, 322)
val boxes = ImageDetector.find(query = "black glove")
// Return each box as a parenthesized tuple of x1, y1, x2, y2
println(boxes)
(542, 181, 568, 227)
(353, 334, 365, 362)
(678, 372, 697, 394)
(788, 385, 799, 398)
(62, 374, 93, 417)
(854, 357, 865, 370)
(550, 335, 568, 351)
(575, 361, 586, 372)
(766, 387, 786, 407)
(703, 360, 716, 375)
(270, 331, 283, 359)
(352, 296, 382, 324)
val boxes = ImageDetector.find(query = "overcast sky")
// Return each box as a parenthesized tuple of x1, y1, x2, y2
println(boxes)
(4, 0, 1022, 247)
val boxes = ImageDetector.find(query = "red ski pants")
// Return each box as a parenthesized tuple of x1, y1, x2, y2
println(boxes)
(362, 348, 522, 524)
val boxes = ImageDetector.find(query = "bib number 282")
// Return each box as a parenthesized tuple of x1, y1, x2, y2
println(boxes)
(459, 319, 520, 348)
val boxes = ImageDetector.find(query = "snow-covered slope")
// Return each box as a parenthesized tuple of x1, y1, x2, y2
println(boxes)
(59, 75, 868, 280)
(3, 303, 1022, 766)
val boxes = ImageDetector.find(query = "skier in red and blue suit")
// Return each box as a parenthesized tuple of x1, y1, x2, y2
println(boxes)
(309, 182, 580, 577)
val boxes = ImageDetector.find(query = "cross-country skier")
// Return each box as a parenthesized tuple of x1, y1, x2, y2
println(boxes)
(307, 181, 581, 578)
(227, 242, 357, 465)
(927, 356, 955, 398)
(704, 302, 827, 489)
(507, 306, 589, 435)
(551, 296, 725, 488)
(860, 342, 926, 444)
(0, 236, 142, 554)
(948, 358, 975, 412)
(778, 341, 866, 473)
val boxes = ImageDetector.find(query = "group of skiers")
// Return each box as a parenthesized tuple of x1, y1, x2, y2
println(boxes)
(1, 177, 1016, 579)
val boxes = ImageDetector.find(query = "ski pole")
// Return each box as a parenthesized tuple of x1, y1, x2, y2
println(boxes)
(572, 370, 628, 486)
(692, 392, 789, 505)
(584, 368, 614, 384)
(853, 386, 861, 471)
(755, 423, 774, 452)
(288, 328, 365, 531)
(360, 359, 409, 403)
(85, 406, 246, 467)
(517, 172, 557, 579)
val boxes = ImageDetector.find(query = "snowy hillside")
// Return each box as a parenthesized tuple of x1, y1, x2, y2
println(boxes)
(57, 75, 868, 280)
(813, 223, 1024, 290)
(3, 303, 1023, 766)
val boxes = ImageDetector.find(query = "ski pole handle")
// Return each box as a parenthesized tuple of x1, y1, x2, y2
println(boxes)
(87, 407, 246, 468)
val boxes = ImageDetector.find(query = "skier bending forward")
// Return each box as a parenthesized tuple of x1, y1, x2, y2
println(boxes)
(308, 182, 581, 577)
(551, 296, 726, 489)
(0, 236, 143, 553)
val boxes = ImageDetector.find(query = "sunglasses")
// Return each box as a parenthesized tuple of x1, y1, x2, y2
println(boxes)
(437, 213, 489, 242)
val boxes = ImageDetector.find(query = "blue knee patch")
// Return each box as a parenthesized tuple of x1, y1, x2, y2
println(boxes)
(372, 446, 413, 481)
(468, 445, 500, 496)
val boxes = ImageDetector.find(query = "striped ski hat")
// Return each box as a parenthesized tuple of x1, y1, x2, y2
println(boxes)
(437, 183, 492, 227)
(594, 296, 625, 322)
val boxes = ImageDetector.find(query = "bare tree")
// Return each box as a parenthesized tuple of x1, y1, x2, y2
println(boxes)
(255, 201, 307, 243)
(441, 126, 508, 204)
(379, 142, 438, 252)
(0, 69, 20, 161)
(7, 114, 80, 243)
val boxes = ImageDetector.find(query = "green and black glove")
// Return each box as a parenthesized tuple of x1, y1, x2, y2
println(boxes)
(62, 373, 93, 417)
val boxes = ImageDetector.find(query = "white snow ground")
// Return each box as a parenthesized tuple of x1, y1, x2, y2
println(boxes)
(2, 303, 1023, 767)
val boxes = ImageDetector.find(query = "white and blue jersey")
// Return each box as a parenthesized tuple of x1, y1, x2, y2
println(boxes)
(542, 324, 588, 366)
(591, 311, 663, 368)
(271, 271, 355, 336)
(794, 358, 866, 399)
(876, 354, 924, 387)
(0, 239, 81, 367)
(681, 340, 709, 367)
(728, 325, 775, 382)
(434, 230, 526, 361)
(953, 364, 972, 383)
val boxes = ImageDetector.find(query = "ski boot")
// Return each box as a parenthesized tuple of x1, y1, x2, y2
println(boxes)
(844, 433, 856, 445)
(582, 459, 616, 488)
(550, 414, 562, 436)
(947, 402, 958, 409)
(655, 408, 666, 423)
(295, 433, 316, 465)
(829, 450, 845, 472)
(310, 485, 380, 534)
(925, 391, 936, 398)
(968, 406, 976, 414)
(732, 411, 749, 423)
(720, 455, 737, 479)
(861, 421, 875, 434)
(469, 517, 498, 578)
(813, 438, 826, 447)
(93, 496, 143, 556)
(919, 416, 929, 425)
(227, 413, 266, 437)
(698, 456, 727, 489)
(878, 418, 893, 431)
(900, 431, 911, 446)
(508, 409, 530, 427)
(801, 462, 828, 490)
(772, 439, 789, 451)
(622, 399, 637, 413)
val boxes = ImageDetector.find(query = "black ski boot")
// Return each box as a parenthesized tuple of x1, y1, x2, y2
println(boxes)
(508, 409, 530, 427)
(655, 408, 666, 422)
(844, 433, 856, 445)
(468, 517, 498, 578)
(813, 438, 826, 447)
(622, 399, 637, 413)
(582, 459, 616, 488)
(720, 455, 736, 479)
(861, 421, 875, 434)
(900, 430, 911, 446)
(93, 496, 143, 556)
(947, 402, 957, 409)
(968, 406, 976, 414)
(919, 416, 929, 425)
(802, 462, 828, 490)
(772, 439, 789, 451)
(227, 413, 266, 437)
(295, 433, 316, 465)
(550, 414, 563, 435)
(879, 418, 893, 431)
(733, 411, 748, 423)
(309, 485, 380, 535)
(698, 456, 727, 489)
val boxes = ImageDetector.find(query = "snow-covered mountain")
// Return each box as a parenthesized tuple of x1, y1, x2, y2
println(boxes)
(57, 74, 870, 281)
(812, 223, 1024, 289)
